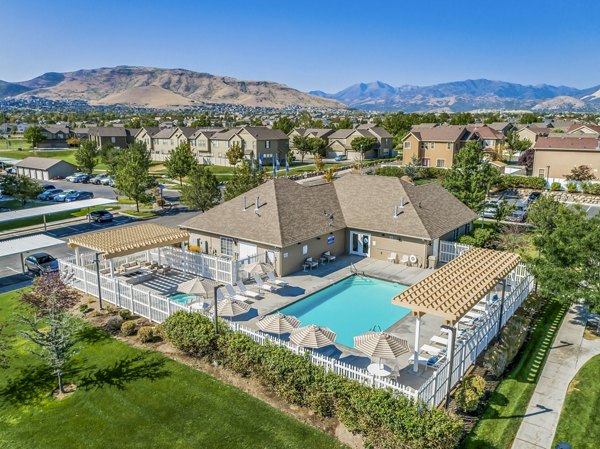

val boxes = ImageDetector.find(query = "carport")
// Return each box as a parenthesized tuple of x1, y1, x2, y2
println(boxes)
(0, 234, 64, 273)
(0, 198, 117, 231)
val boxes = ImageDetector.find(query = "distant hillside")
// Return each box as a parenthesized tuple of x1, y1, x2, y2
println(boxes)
(0, 66, 344, 109)
(311, 79, 600, 112)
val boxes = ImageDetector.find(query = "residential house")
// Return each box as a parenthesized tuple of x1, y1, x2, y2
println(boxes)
(180, 174, 477, 276)
(14, 157, 77, 180)
(401, 125, 476, 168)
(516, 126, 550, 146)
(88, 127, 137, 149)
(189, 129, 223, 165)
(134, 127, 161, 153)
(326, 125, 393, 160)
(288, 128, 335, 159)
(566, 123, 600, 137)
(209, 126, 289, 167)
(533, 136, 600, 181)
(487, 122, 515, 136)
(37, 125, 71, 148)
(467, 125, 506, 160)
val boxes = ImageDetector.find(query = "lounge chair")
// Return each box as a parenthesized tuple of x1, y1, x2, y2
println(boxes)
(119, 261, 142, 274)
(236, 280, 263, 299)
(322, 251, 336, 263)
(409, 354, 445, 370)
(430, 335, 448, 347)
(266, 271, 289, 287)
(473, 303, 488, 313)
(420, 344, 445, 357)
(254, 274, 278, 292)
(387, 252, 397, 263)
(224, 284, 250, 302)
(305, 257, 318, 269)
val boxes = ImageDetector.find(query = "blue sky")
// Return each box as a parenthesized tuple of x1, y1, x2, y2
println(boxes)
(2, 0, 600, 92)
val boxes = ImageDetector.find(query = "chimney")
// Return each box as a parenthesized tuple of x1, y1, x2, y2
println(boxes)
(255, 195, 260, 212)
(242, 195, 247, 211)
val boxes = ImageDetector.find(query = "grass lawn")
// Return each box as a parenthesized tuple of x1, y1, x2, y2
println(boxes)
(462, 300, 568, 449)
(553, 354, 600, 448)
(0, 206, 121, 232)
(0, 290, 345, 449)
(0, 139, 32, 150)
(0, 148, 78, 165)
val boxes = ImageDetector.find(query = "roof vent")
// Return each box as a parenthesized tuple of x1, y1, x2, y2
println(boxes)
(242, 195, 247, 211)
(400, 197, 405, 208)
(255, 195, 260, 212)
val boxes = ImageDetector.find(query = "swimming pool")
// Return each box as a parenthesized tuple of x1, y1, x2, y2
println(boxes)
(169, 293, 196, 305)
(278, 275, 411, 347)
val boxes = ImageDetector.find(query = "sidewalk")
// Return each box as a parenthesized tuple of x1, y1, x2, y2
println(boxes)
(512, 304, 600, 449)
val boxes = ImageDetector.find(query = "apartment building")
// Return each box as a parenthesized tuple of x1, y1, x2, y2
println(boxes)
(401, 125, 476, 168)
(326, 124, 393, 160)
(467, 125, 506, 160)
(210, 126, 289, 166)
(88, 127, 137, 149)
(533, 136, 600, 180)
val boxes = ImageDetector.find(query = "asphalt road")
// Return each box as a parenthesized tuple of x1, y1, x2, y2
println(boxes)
(41, 179, 181, 202)
(0, 208, 198, 288)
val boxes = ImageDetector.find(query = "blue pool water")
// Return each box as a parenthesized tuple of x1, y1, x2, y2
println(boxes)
(169, 293, 196, 305)
(278, 275, 411, 347)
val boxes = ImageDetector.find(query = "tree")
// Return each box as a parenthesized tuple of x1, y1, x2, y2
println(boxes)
(528, 198, 600, 313)
(180, 165, 221, 212)
(308, 137, 327, 157)
(334, 117, 353, 129)
(66, 137, 80, 147)
(351, 136, 378, 161)
(404, 155, 422, 181)
(0, 174, 44, 205)
(165, 143, 196, 185)
(99, 143, 119, 175)
(272, 116, 296, 134)
(518, 148, 536, 172)
(443, 141, 500, 210)
(506, 131, 531, 161)
(113, 142, 152, 212)
(225, 141, 245, 166)
(323, 168, 336, 183)
(449, 112, 474, 126)
(74, 140, 99, 174)
(566, 165, 596, 181)
(190, 114, 212, 127)
(224, 160, 266, 201)
(519, 113, 540, 124)
(18, 273, 82, 394)
(292, 135, 312, 163)
(23, 125, 46, 149)
(314, 154, 324, 171)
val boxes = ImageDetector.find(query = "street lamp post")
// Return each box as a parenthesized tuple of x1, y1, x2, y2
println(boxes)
(94, 252, 104, 310)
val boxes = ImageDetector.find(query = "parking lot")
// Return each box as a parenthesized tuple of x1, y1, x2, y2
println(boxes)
(42, 179, 181, 202)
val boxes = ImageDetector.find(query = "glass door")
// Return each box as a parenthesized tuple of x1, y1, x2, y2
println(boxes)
(349, 232, 370, 256)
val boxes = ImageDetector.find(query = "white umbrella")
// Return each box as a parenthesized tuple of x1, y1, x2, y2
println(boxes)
(245, 261, 273, 275)
(290, 324, 336, 348)
(256, 313, 300, 334)
(213, 298, 250, 317)
(177, 277, 215, 308)
(354, 331, 410, 367)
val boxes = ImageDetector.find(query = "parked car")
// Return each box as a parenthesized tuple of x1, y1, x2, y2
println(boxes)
(528, 191, 542, 204)
(100, 176, 114, 186)
(65, 173, 91, 183)
(506, 201, 528, 223)
(64, 191, 94, 202)
(88, 209, 113, 222)
(53, 189, 77, 202)
(481, 200, 500, 219)
(41, 184, 56, 190)
(24, 253, 59, 274)
(334, 154, 347, 162)
(91, 174, 109, 185)
(37, 188, 64, 201)
(5, 166, 16, 174)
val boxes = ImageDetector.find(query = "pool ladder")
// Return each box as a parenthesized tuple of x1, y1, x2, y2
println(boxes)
(370, 324, 382, 332)
(350, 262, 365, 276)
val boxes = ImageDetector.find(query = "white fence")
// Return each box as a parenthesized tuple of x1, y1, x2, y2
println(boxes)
(417, 241, 535, 406)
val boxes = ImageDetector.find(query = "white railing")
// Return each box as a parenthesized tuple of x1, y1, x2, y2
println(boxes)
(415, 263, 534, 407)
(59, 256, 417, 400)
(149, 247, 235, 285)
(439, 240, 472, 263)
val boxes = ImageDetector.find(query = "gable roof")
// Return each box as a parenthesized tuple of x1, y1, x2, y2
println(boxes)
(487, 122, 512, 132)
(88, 127, 128, 137)
(135, 127, 161, 138)
(365, 127, 393, 139)
(467, 125, 504, 140)
(567, 123, 600, 134)
(211, 127, 242, 140)
(328, 129, 355, 139)
(405, 126, 470, 142)
(181, 175, 478, 247)
(240, 126, 289, 140)
(178, 127, 201, 138)
(41, 125, 70, 135)
(152, 127, 177, 139)
(534, 136, 600, 151)
(14, 157, 75, 170)
(190, 128, 224, 139)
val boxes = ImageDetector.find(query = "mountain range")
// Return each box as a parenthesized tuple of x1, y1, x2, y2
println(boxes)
(2, 66, 600, 112)
(0, 66, 343, 109)
(310, 80, 600, 112)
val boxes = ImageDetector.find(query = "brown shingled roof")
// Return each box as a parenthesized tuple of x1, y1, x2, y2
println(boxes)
(534, 136, 600, 150)
(408, 126, 470, 142)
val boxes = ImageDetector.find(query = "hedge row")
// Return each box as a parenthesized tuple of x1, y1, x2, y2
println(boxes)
(161, 311, 463, 449)
(496, 175, 546, 190)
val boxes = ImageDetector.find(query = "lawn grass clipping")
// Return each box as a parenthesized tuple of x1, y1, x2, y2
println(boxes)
(0, 289, 346, 449)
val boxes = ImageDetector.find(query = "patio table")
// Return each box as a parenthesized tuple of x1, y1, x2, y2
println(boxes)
(367, 363, 392, 377)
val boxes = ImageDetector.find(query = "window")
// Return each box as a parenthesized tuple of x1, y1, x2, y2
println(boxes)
(213, 141, 219, 148)
(265, 140, 271, 149)
(436, 159, 445, 168)
(404, 141, 411, 149)
(198, 140, 206, 147)
(220, 237, 234, 257)
(538, 168, 545, 178)
(111, 137, 116, 143)
(421, 158, 431, 167)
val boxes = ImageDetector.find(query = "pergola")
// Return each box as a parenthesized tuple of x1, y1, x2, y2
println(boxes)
(392, 247, 521, 372)
(68, 223, 189, 275)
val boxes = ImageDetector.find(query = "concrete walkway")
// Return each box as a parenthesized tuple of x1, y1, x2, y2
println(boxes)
(512, 305, 600, 449)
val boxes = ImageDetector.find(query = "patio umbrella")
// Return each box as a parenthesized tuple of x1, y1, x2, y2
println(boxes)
(213, 298, 250, 317)
(256, 313, 301, 335)
(244, 261, 273, 275)
(354, 331, 410, 367)
(290, 324, 336, 348)
(177, 277, 215, 308)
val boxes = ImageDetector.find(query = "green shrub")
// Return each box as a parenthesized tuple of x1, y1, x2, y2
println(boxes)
(118, 308, 133, 320)
(566, 182, 578, 193)
(104, 316, 124, 334)
(120, 320, 137, 336)
(420, 166, 449, 180)
(588, 183, 600, 195)
(161, 311, 222, 358)
(79, 304, 89, 314)
(581, 182, 591, 194)
(138, 326, 155, 343)
(457, 228, 497, 248)
(218, 331, 262, 377)
(375, 166, 405, 177)
(455, 375, 486, 412)
(550, 181, 562, 191)
(497, 175, 546, 190)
